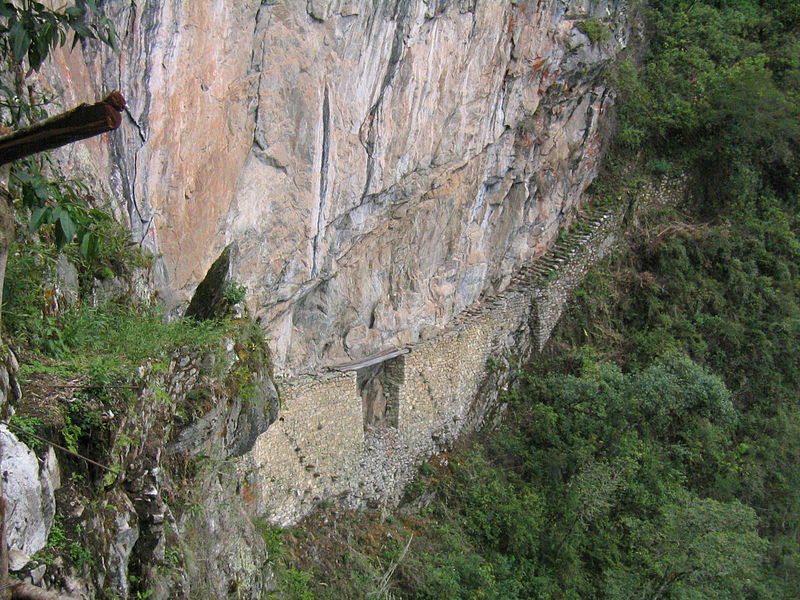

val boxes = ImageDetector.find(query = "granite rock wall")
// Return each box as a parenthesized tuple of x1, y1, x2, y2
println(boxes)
(241, 176, 688, 525)
(43, 0, 630, 373)
(242, 189, 630, 525)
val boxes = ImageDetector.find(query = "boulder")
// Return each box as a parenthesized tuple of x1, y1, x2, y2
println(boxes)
(0, 426, 57, 570)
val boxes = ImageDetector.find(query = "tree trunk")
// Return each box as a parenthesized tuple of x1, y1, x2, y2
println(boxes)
(0, 188, 13, 322)
(0, 92, 126, 166)
(0, 466, 10, 600)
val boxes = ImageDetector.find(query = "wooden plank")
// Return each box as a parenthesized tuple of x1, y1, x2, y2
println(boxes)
(331, 347, 410, 371)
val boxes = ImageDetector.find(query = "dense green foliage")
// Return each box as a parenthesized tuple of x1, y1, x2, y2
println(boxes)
(613, 0, 800, 207)
(273, 0, 800, 597)
(406, 352, 769, 600)
(576, 18, 610, 44)
(8, 159, 145, 264)
(276, 189, 800, 600)
(3, 224, 237, 391)
(553, 197, 800, 597)
(346, 191, 797, 599)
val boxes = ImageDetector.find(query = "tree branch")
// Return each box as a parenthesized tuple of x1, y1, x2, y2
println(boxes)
(0, 92, 126, 165)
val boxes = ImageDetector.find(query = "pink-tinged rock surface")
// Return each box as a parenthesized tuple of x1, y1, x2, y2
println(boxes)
(47, 0, 628, 373)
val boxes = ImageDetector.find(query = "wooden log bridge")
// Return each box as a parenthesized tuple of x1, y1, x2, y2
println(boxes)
(0, 91, 126, 165)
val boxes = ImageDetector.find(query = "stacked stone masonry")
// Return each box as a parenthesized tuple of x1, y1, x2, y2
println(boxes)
(240, 205, 596, 523)
(244, 372, 364, 526)
(240, 178, 686, 526)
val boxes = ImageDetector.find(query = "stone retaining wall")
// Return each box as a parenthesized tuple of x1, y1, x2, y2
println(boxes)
(243, 178, 686, 525)
(243, 372, 363, 525)
(530, 211, 621, 349)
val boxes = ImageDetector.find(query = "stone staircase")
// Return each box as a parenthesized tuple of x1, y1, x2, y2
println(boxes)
(452, 198, 620, 339)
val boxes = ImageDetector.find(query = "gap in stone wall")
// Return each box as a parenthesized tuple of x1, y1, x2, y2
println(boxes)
(357, 357, 402, 430)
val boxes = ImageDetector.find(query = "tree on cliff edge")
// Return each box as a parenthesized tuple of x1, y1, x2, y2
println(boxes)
(0, 3, 119, 599)
(0, 0, 120, 324)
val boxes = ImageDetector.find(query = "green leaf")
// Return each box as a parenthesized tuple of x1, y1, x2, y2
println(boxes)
(56, 210, 78, 247)
(79, 232, 94, 258)
(0, 3, 16, 18)
(32, 180, 50, 202)
(28, 206, 50, 233)
(50, 207, 67, 222)
(88, 234, 99, 259)
(39, 20, 53, 45)
(54, 224, 67, 249)
(69, 20, 93, 39)
(9, 21, 31, 65)
(12, 169, 31, 185)
(21, 185, 38, 210)
(97, 20, 118, 50)
(28, 46, 44, 72)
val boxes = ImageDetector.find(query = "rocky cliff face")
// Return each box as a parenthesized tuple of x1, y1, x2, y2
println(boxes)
(0, 2, 633, 597)
(48, 0, 627, 373)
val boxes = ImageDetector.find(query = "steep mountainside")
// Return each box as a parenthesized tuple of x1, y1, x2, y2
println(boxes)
(47, 0, 628, 372)
(0, 2, 635, 598)
(2, 0, 794, 597)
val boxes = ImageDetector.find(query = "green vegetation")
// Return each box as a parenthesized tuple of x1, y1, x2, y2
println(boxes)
(0, 0, 116, 73)
(8, 159, 151, 274)
(611, 0, 800, 208)
(0, 0, 122, 353)
(223, 280, 248, 306)
(8, 413, 42, 450)
(7, 281, 228, 380)
(280, 569, 316, 600)
(35, 515, 94, 568)
(254, 518, 286, 559)
(3, 165, 225, 376)
(271, 0, 800, 597)
(576, 18, 609, 44)
(3, 227, 237, 484)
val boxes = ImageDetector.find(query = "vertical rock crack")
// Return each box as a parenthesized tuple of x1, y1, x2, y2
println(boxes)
(312, 85, 331, 278)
